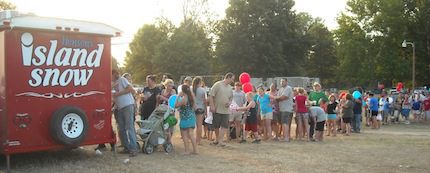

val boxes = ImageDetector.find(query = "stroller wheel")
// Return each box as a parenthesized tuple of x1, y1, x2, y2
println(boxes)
(163, 143, 173, 153)
(144, 144, 154, 154)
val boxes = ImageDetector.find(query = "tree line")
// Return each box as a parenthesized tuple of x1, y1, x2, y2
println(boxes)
(2, 0, 428, 89)
(124, 0, 429, 89)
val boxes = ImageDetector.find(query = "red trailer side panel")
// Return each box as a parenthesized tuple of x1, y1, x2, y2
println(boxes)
(3, 28, 115, 154)
(0, 31, 6, 154)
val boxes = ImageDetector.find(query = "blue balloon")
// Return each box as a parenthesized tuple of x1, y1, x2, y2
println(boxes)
(168, 95, 177, 109)
(352, 91, 361, 99)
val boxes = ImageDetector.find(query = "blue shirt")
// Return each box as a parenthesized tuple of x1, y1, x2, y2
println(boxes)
(353, 99, 362, 114)
(383, 101, 390, 112)
(412, 101, 421, 110)
(257, 94, 273, 114)
(369, 97, 379, 111)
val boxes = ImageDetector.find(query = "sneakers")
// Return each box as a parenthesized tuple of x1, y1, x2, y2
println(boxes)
(239, 139, 247, 144)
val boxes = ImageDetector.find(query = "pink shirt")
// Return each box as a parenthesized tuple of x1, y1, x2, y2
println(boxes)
(295, 95, 308, 113)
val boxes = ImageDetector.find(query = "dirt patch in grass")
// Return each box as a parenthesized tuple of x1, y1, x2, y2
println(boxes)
(1, 123, 430, 173)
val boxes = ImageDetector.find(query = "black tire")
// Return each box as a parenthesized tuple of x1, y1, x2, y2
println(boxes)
(144, 144, 154, 154)
(163, 143, 173, 153)
(50, 106, 88, 146)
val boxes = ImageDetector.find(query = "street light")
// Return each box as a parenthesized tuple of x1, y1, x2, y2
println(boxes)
(402, 40, 415, 91)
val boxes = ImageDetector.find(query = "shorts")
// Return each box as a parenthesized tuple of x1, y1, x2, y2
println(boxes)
(245, 123, 258, 132)
(376, 114, 382, 121)
(180, 126, 195, 130)
(316, 121, 325, 131)
(260, 112, 273, 120)
(327, 114, 337, 120)
(206, 124, 214, 131)
(426, 111, 430, 119)
(342, 117, 352, 123)
(195, 108, 205, 115)
(371, 110, 378, 117)
(280, 111, 293, 124)
(213, 113, 229, 129)
(229, 112, 243, 122)
(296, 112, 309, 122)
(272, 112, 281, 123)
(401, 109, 410, 118)
(365, 109, 370, 118)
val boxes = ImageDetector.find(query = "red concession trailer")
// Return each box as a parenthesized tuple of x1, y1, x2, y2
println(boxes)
(0, 11, 120, 171)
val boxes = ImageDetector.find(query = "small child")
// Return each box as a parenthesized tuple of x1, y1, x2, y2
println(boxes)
(383, 97, 391, 125)
(401, 94, 411, 124)
(424, 94, 430, 121)
(237, 92, 261, 143)
(412, 94, 422, 121)
(326, 95, 338, 136)
(204, 106, 214, 141)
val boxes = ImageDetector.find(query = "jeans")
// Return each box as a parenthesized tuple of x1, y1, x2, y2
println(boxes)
(116, 104, 138, 152)
(113, 109, 126, 149)
(353, 114, 361, 132)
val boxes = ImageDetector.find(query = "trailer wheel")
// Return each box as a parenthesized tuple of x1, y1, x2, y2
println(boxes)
(50, 106, 88, 146)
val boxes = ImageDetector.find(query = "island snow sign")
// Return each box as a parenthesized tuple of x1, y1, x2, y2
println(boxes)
(0, 11, 120, 171)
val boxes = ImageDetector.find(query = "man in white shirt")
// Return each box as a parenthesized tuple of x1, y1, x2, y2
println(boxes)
(112, 69, 138, 156)
(277, 78, 294, 142)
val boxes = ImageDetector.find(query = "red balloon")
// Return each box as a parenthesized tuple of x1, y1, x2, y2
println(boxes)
(242, 82, 253, 93)
(396, 82, 403, 92)
(239, 72, 251, 84)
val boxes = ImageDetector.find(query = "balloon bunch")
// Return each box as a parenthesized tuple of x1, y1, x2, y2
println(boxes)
(239, 72, 253, 93)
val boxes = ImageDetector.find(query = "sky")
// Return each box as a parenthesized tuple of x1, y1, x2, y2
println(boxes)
(8, 0, 348, 66)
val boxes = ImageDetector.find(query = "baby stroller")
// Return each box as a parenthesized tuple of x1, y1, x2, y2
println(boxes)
(136, 105, 177, 154)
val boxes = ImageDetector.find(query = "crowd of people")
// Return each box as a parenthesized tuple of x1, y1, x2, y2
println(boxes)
(109, 70, 430, 156)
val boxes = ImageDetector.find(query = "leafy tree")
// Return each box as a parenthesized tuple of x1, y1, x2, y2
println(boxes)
(124, 24, 168, 84)
(305, 19, 338, 87)
(153, 20, 212, 79)
(215, 0, 311, 77)
(0, 0, 15, 10)
(335, 0, 430, 88)
(124, 17, 212, 84)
